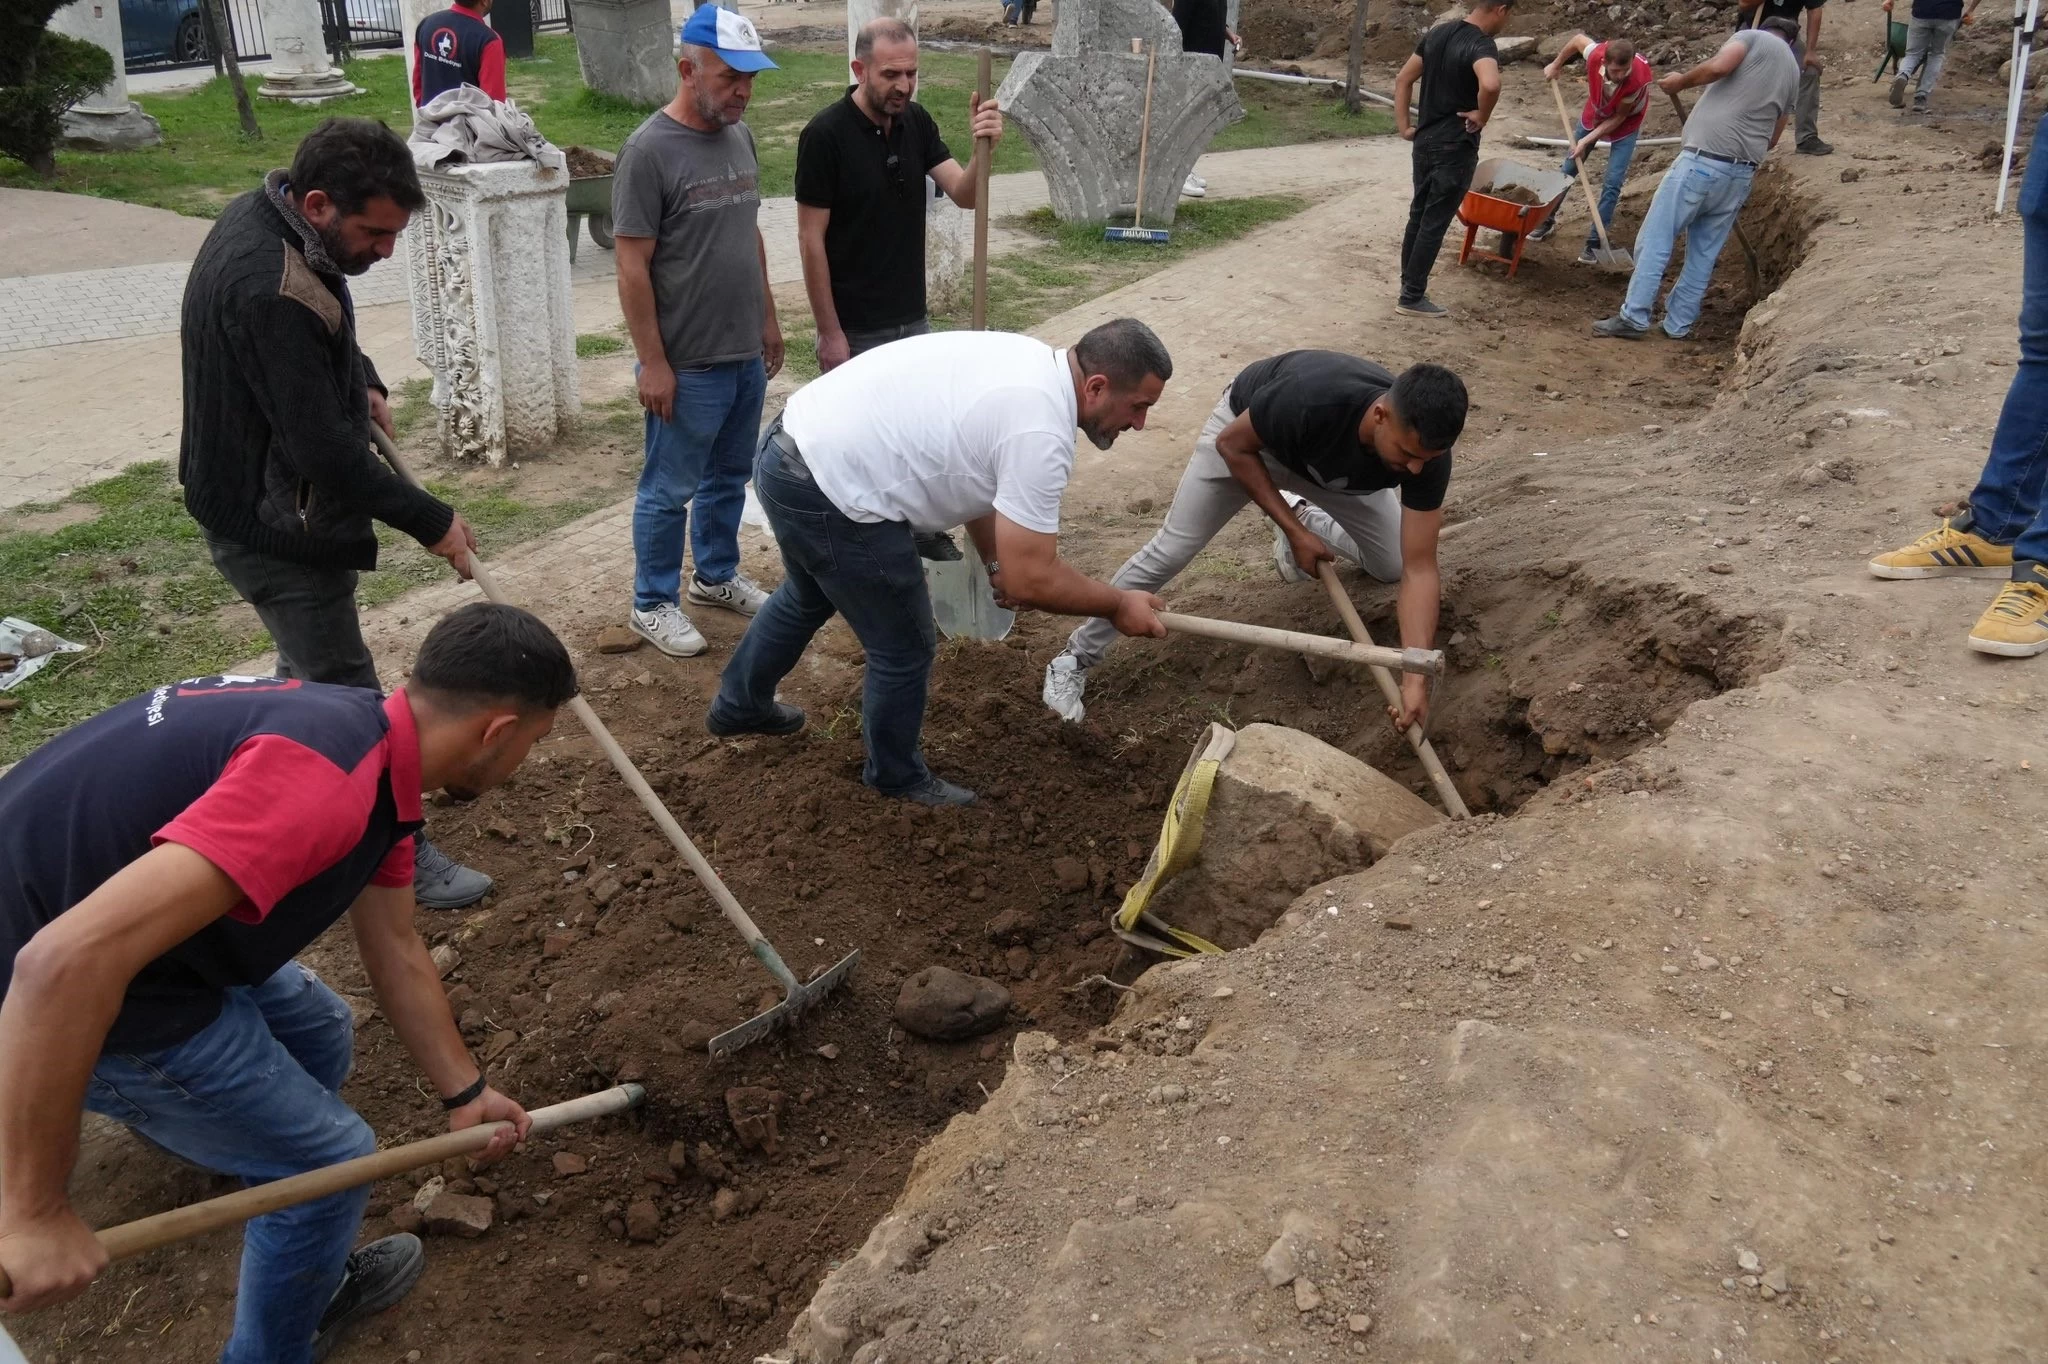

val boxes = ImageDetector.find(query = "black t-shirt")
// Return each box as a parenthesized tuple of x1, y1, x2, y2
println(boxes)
(1413, 21, 1498, 144)
(793, 92, 954, 332)
(1740, 0, 1823, 28)
(1228, 351, 1453, 510)
(1174, 0, 1229, 59)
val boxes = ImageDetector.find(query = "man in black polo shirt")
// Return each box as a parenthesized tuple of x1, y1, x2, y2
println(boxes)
(1044, 351, 1467, 728)
(794, 17, 1002, 372)
(0, 604, 575, 1364)
(1737, 0, 1829, 153)
(1391, 0, 1515, 318)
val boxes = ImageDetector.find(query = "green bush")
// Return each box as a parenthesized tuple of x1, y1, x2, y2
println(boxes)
(0, 1, 115, 177)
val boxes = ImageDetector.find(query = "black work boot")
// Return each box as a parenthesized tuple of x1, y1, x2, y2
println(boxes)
(313, 1234, 426, 1362)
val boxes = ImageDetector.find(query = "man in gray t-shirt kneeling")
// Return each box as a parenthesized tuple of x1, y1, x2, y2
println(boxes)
(612, 6, 785, 659)
(1593, 18, 1799, 341)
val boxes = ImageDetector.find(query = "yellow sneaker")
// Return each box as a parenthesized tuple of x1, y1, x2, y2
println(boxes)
(1868, 515, 2014, 579)
(1967, 565, 2048, 658)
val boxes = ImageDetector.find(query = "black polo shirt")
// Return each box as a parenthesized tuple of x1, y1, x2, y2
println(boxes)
(793, 90, 955, 332)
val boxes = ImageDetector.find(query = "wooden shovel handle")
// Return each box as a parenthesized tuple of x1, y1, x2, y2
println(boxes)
(0, 1086, 643, 1301)
(1157, 611, 1444, 676)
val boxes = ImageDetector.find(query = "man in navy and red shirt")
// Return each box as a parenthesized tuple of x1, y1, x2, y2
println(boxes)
(413, 0, 507, 106)
(1535, 33, 1654, 262)
(0, 603, 575, 1364)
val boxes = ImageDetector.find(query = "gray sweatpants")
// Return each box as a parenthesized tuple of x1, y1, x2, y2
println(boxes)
(1065, 386, 1403, 666)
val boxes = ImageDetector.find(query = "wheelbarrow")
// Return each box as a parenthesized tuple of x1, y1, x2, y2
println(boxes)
(1457, 157, 1576, 278)
(565, 146, 616, 265)
(1874, 17, 1909, 80)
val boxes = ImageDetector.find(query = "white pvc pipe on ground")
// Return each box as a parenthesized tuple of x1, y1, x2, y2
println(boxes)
(1232, 65, 1400, 109)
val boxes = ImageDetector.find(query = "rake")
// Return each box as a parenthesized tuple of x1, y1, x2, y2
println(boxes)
(372, 428, 856, 1057)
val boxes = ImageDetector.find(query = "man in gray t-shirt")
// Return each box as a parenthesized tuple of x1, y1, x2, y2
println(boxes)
(612, 5, 784, 659)
(1594, 21, 1798, 342)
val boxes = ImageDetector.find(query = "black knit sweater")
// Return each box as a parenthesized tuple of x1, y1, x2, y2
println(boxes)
(179, 183, 453, 569)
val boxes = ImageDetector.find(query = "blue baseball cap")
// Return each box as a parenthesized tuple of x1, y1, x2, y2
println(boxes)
(680, 6, 778, 73)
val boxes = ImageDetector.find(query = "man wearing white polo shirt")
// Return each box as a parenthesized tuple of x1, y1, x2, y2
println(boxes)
(706, 319, 1173, 806)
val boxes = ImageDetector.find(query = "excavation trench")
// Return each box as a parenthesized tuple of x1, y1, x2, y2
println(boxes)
(34, 160, 1819, 1364)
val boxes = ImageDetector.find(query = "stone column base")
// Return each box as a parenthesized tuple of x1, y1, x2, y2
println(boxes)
(59, 102, 163, 151)
(257, 69, 364, 104)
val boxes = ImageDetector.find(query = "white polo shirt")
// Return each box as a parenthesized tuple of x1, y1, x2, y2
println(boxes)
(781, 331, 1079, 535)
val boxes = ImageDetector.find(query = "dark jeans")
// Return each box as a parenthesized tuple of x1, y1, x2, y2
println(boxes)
(1970, 109, 2048, 569)
(1400, 130, 1480, 304)
(842, 316, 933, 358)
(204, 533, 379, 689)
(711, 427, 937, 795)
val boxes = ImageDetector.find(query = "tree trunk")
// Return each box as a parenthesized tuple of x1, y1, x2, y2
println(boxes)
(203, 0, 262, 140)
(1344, 0, 1369, 115)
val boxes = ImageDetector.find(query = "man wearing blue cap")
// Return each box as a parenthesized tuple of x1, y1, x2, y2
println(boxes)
(612, 8, 785, 659)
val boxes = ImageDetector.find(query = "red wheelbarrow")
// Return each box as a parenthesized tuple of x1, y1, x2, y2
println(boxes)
(1457, 157, 1577, 278)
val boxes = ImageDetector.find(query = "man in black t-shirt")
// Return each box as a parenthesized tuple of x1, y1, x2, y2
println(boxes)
(795, 18, 1002, 372)
(1738, 0, 1829, 152)
(1045, 352, 1467, 729)
(1170, 0, 1240, 199)
(1391, 0, 1516, 317)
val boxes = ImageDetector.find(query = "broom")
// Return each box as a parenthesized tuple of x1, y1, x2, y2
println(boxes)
(1104, 42, 1170, 244)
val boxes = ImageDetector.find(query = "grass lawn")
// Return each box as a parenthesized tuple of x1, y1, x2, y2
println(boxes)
(1, 36, 1385, 216)
(0, 434, 636, 765)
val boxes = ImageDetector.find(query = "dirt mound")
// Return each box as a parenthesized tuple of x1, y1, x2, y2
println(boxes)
(1241, 0, 1746, 67)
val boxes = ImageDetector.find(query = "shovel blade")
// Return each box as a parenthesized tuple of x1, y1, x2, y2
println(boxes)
(707, 950, 861, 1057)
(1594, 248, 1634, 271)
(925, 539, 1014, 641)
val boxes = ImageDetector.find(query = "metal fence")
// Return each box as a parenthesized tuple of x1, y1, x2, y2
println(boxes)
(535, 0, 572, 32)
(325, 0, 406, 55)
(122, 0, 269, 73)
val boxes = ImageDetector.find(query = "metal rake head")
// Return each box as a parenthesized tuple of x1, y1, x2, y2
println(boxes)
(707, 949, 860, 1058)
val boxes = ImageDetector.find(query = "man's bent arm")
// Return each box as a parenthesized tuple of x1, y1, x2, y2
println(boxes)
(1667, 38, 1748, 91)
(1472, 56, 1502, 127)
(964, 513, 998, 564)
(992, 517, 1122, 616)
(0, 845, 246, 1309)
(1394, 507, 1445, 652)
(1393, 54, 1424, 136)
(1214, 412, 1305, 535)
(349, 885, 529, 1160)
(796, 205, 844, 344)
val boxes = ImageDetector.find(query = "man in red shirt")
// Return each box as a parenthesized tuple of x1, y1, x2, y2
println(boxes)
(0, 603, 574, 1363)
(1534, 34, 1654, 264)
(412, 0, 507, 106)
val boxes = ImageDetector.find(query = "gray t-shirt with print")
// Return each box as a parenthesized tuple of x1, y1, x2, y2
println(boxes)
(1685, 29, 1800, 163)
(611, 112, 763, 368)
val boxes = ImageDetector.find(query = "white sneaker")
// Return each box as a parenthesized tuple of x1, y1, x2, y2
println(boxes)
(686, 572, 770, 617)
(1271, 517, 1310, 583)
(1042, 651, 1089, 723)
(629, 603, 707, 657)
(1181, 173, 1207, 199)
(1191, 173, 1207, 189)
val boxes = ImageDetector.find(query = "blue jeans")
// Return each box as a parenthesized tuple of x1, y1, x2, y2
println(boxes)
(1560, 121, 1639, 251)
(85, 964, 376, 1364)
(1969, 110, 2048, 569)
(632, 358, 768, 611)
(712, 430, 937, 795)
(1620, 150, 1757, 338)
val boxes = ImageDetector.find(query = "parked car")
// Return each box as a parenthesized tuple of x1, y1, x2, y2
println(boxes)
(120, 0, 212, 66)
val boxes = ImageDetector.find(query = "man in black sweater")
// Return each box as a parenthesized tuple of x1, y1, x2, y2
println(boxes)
(179, 117, 492, 910)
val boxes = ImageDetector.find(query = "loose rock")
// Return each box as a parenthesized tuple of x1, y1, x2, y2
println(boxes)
(1260, 1235, 1300, 1287)
(893, 966, 1012, 1041)
(1293, 1278, 1323, 1311)
(418, 1189, 494, 1238)
(725, 1086, 786, 1155)
(552, 1152, 588, 1177)
(624, 1198, 661, 1242)
(596, 626, 644, 654)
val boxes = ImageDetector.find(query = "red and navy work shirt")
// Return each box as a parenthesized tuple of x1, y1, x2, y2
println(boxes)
(413, 1, 506, 106)
(1582, 41, 1655, 140)
(0, 678, 425, 1054)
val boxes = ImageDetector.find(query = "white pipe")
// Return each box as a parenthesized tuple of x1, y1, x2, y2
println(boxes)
(1233, 65, 1400, 108)
(1519, 134, 1683, 149)
(1997, 0, 2039, 213)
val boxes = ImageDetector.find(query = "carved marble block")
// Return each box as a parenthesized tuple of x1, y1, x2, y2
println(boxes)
(995, 0, 1241, 227)
(405, 161, 579, 466)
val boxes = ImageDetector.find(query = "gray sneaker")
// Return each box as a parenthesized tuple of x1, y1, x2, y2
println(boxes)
(1395, 296, 1449, 318)
(1889, 73, 1908, 108)
(630, 603, 708, 656)
(1592, 314, 1648, 340)
(686, 572, 770, 617)
(313, 1234, 425, 1362)
(413, 836, 492, 911)
(892, 774, 977, 807)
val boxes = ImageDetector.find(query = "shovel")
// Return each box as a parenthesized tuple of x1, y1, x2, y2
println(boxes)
(926, 51, 1020, 643)
(371, 429, 856, 1056)
(1549, 78, 1634, 272)
(0, 1086, 643, 1303)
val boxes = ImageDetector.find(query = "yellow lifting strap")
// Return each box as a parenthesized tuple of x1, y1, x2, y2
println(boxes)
(1111, 723, 1234, 959)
